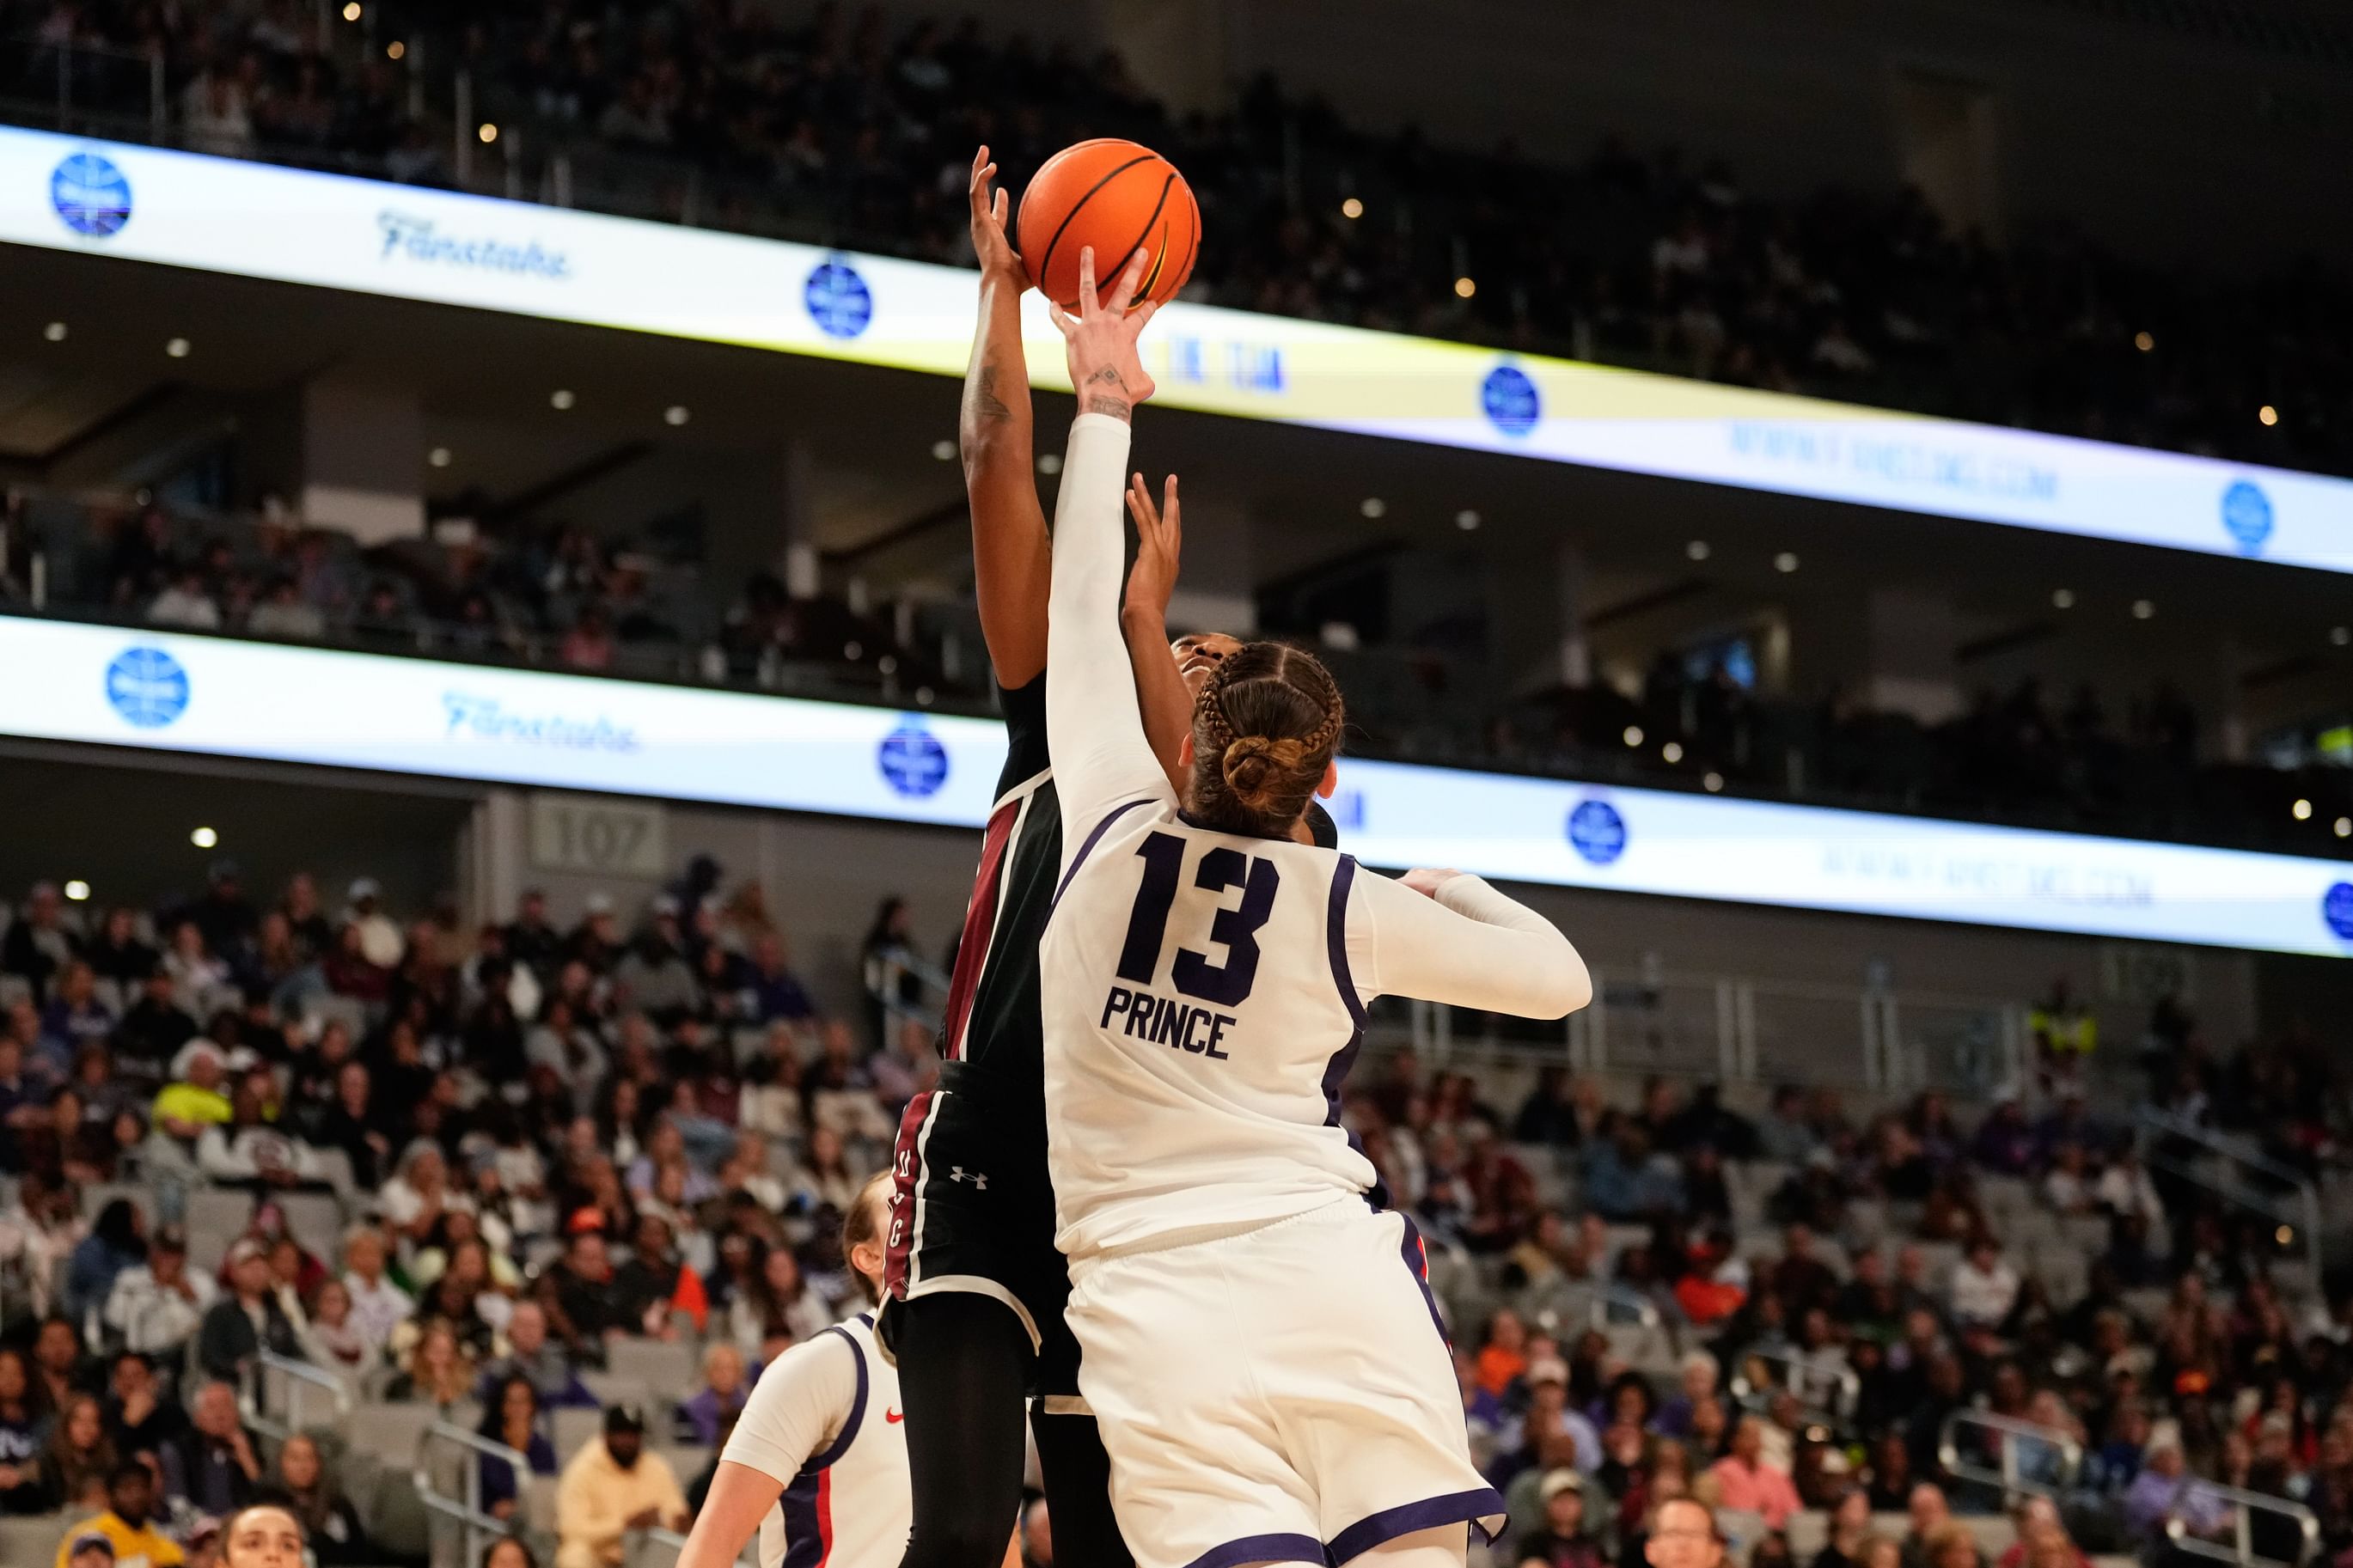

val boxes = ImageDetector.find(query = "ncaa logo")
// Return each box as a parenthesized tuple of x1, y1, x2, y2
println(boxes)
(52, 151, 132, 238)
(877, 717, 948, 798)
(2325, 882, 2353, 943)
(106, 645, 189, 729)
(1566, 798, 1627, 866)
(1481, 363, 1541, 438)
(804, 256, 874, 339)
(2221, 480, 2272, 555)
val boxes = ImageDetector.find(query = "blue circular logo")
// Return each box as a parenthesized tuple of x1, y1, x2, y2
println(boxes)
(2325, 882, 2353, 943)
(105, 645, 189, 729)
(1481, 363, 1541, 438)
(804, 257, 874, 339)
(877, 718, 948, 798)
(2222, 480, 2273, 554)
(1567, 798, 1627, 865)
(51, 151, 132, 238)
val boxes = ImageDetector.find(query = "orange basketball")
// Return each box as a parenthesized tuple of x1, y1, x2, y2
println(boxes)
(1016, 139, 1199, 313)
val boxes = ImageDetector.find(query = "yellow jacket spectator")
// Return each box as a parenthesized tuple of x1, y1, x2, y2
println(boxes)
(58, 1461, 184, 1568)
(554, 1404, 688, 1568)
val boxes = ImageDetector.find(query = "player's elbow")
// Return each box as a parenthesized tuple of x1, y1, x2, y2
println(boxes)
(1530, 939, 1593, 1020)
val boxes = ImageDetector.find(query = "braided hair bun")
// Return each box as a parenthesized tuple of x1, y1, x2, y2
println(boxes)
(1189, 644, 1346, 839)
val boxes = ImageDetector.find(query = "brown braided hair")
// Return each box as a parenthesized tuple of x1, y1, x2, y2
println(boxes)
(1188, 642, 1346, 839)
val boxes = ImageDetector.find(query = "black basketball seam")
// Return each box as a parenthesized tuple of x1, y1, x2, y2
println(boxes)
(1032, 152, 1158, 301)
(1168, 198, 1201, 301)
(1137, 228, 1171, 302)
(1116, 174, 1176, 301)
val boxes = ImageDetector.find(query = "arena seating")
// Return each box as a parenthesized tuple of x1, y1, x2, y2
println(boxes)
(6, 483, 2345, 859)
(1, 856, 2342, 1567)
(2, 2, 2348, 478)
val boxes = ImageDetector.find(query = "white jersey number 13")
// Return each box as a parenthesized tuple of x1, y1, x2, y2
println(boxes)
(1114, 832, 1281, 1008)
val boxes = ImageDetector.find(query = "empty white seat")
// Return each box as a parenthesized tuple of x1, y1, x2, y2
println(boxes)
(608, 1337, 696, 1396)
(553, 1404, 605, 1464)
(346, 1401, 436, 1467)
(0, 1514, 74, 1568)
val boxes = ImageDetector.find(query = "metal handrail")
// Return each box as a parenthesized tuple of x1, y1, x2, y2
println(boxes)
(247, 1350, 353, 1439)
(866, 941, 949, 1036)
(1521, 1279, 1666, 1339)
(1584, 1283, 1663, 1331)
(2136, 1107, 2323, 1278)
(2164, 1477, 2319, 1568)
(1731, 1345, 1860, 1425)
(416, 1419, 531, 1568)
(1936, 1410, 2082, 1504)
(626, 1522, 756, 1567)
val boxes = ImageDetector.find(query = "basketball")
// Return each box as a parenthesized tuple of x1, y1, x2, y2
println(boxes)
(1016, 138, 1200, 312)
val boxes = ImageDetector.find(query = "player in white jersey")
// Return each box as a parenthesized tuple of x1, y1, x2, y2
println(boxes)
(675, 1173, 916, 1568)
(1035, 248, 1594, 1568)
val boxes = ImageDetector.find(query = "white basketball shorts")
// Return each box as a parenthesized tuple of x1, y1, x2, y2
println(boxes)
(1064, 1199, 1505, 1568)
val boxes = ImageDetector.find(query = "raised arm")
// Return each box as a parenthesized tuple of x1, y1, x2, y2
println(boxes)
(1351, 867, 1592, 1020)
(962, 145, 1050, 687)
(1121, 472, 1196, 796)
(1046, 247, 1178, 839)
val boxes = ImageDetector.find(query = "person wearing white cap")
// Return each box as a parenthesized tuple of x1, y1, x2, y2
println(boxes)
(1516, 1470, 1604, 1568)
(343, 879, 405, 969)
(567, 894, 622, 971)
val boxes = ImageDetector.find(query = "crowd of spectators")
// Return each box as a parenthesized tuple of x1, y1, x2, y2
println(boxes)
(1333, 1019, 2353, 1568)
(2, 846, 2350, 1565)
(6, 478, 2347, 862)
(5, 0, 2351, 478)
(0, 853, 939, 1564)
(0, 485, 949, 705)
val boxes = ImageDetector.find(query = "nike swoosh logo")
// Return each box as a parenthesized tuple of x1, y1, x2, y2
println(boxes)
(886, 1408, 904, 1424)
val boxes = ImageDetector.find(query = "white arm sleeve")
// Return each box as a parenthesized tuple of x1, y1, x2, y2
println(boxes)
(1348, 870, 1592, 1020)
(1045, 412, 1174, 853)
(718, 1331, 858, 1485)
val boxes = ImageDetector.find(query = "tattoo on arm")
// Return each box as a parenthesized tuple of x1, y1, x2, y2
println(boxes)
(966, 363, 1011, 424)
(1085, 366, 1127, 390)
(1084, 394, 1133, 422)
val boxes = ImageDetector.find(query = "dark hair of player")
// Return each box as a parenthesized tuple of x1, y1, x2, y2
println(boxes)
(1188, 642, 1346, 839)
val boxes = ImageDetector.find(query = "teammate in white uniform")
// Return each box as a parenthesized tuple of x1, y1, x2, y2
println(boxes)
(675, 1174, 913, 1568)
(1036, 249, 1594, 1568)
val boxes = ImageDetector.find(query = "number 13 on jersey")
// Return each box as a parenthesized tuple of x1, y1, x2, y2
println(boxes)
(1098, 831, 1281, 1061)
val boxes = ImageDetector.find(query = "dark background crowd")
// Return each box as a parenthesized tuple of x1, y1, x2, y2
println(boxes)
(3, 0, 2350, 479)
(3, 476, 2347, 862)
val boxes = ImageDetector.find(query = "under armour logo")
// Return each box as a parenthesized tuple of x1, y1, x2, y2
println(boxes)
(949, 1167, 989, 1191)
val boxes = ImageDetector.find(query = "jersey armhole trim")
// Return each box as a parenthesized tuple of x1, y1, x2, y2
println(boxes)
(993, 766, 1052, 812)
(1324, 855, 1368, 1028)
(1049, 797, 1153, 911)
(1319, 856, 1369, 1131)
(802, 1327, 868, 1471)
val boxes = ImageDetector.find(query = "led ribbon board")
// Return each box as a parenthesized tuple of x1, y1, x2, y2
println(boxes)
(5, 616, 2347, 956)
(9, 128, 2351, 572)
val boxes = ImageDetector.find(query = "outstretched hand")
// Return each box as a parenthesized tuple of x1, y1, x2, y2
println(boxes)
(1124, 472, 1182, 617)
(968, 144, 1022, 284)
(1050, 246, 1157, 423)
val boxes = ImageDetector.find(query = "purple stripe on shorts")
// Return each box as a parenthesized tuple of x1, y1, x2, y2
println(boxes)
(1180, 1533, 1326, 1568)
(1394, 1210, 1449, 1344)
(1051, 797, 1152, 911)
(1327, 1488, 1510, 1565)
